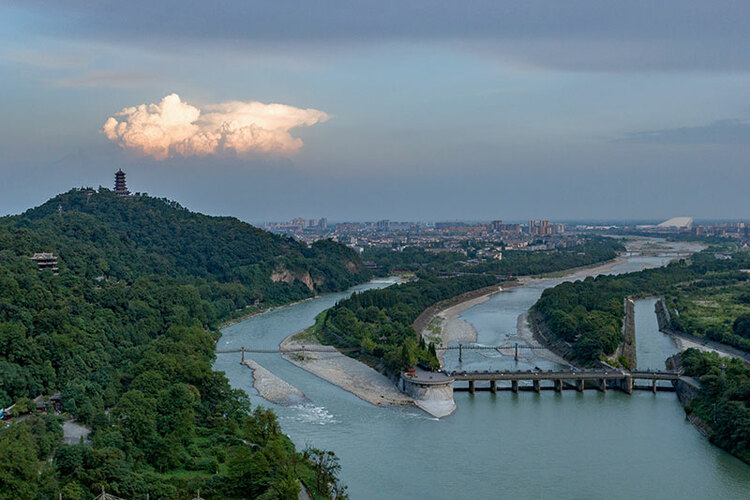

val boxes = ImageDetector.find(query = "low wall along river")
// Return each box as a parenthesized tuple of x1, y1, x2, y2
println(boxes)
(214, 242, 750, 499)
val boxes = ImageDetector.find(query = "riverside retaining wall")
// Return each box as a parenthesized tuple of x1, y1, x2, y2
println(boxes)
(654, 297, 672, 332)
(622, 298, 637, 368)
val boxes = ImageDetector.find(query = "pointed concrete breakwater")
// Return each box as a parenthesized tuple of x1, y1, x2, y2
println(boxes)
(400, 368, 456, 418)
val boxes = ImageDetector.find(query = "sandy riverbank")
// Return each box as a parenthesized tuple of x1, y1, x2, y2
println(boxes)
(418, 285, 506, 363)
(516, 312, 571, 366)
(279, 332, 414, 408)
(242, 358, 310, 406)
(430, 291, 494, 342)
(670, 335, 750, 363)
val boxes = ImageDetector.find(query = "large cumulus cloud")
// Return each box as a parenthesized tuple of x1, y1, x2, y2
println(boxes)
(102, 94, 328, 159)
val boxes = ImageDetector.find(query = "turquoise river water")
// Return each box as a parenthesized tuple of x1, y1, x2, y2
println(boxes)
(214, 247, 750, 499)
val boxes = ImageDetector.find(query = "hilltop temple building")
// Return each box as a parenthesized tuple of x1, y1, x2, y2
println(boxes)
(31, 253, 59, 275)
(114, 169, 130, 196)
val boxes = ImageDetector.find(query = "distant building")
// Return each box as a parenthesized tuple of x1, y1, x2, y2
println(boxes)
(490, 220, 504, 231)
(31, 253, 59, 275)
(435, 221, 467, 229)
(529, 220, 552, 236)
(376, 219, 390, 231)
(334, 222, 363, 232)
(114, 169, 130, 196)
(657, 217, 693, 229)
(499, 223, 521, 233)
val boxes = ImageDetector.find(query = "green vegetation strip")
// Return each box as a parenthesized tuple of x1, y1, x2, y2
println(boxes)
(679, 349, 750, 464)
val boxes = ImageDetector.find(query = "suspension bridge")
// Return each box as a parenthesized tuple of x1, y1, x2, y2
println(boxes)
(216, 342, 548, 362)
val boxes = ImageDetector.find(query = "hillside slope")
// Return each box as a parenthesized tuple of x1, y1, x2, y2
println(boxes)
(16, 187, 368, 295)
(0, 188, 365, 497)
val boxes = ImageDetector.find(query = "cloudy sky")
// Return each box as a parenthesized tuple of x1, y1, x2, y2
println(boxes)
(1, 1, 749, 222)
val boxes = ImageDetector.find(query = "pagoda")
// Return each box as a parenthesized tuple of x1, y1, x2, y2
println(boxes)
(114, 169, 130, 196)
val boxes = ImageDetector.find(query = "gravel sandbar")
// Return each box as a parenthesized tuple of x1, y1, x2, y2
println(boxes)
(243, 358, 310, 406)
(280, 334, 414, 408)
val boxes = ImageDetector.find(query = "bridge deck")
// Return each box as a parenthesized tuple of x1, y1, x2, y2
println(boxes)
(454, 384, 676, 393)
(448, 370, 679, 382)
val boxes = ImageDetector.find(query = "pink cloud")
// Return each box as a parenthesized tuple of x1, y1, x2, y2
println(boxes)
(102, 93, 328, 159)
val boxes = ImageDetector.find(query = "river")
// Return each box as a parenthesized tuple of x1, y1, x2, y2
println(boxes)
(214, 243, 750, 499)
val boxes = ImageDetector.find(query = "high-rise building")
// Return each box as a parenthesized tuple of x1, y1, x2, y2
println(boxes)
(490, 220, 504, 231)
(114, 169, 130, 196)
(528, 220, 552, 236)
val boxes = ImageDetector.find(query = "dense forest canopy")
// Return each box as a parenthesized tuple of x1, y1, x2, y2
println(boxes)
(0, 188, 365, 498)
(680, 349, 750, 464)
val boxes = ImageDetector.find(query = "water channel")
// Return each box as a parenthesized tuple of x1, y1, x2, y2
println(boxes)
(214, 244, 750, 499)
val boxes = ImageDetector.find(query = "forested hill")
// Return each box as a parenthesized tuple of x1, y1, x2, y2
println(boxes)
(0, 188, 365, 498)
(11, 187, 369, 299)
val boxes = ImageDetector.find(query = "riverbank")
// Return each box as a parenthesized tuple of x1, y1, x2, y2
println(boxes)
(419, 256, 629, 367)
(279, 330, 415, 409)
(655, 298, 750, 363)
(516, 312, 570, 366)
(417, 284, 507, 361)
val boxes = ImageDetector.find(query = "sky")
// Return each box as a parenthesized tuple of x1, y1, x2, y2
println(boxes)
(1, 1, 749, 223)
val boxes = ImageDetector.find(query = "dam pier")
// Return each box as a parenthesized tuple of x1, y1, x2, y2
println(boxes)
(449, 369, 679, 394)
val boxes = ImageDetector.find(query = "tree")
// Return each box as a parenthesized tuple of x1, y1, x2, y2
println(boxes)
(400, 343, 416, 369)
(733, 313, 750, 338)
(113, 390, 157, 450)
(0, 426, 39, 499)
(304, 447, 343, 497)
